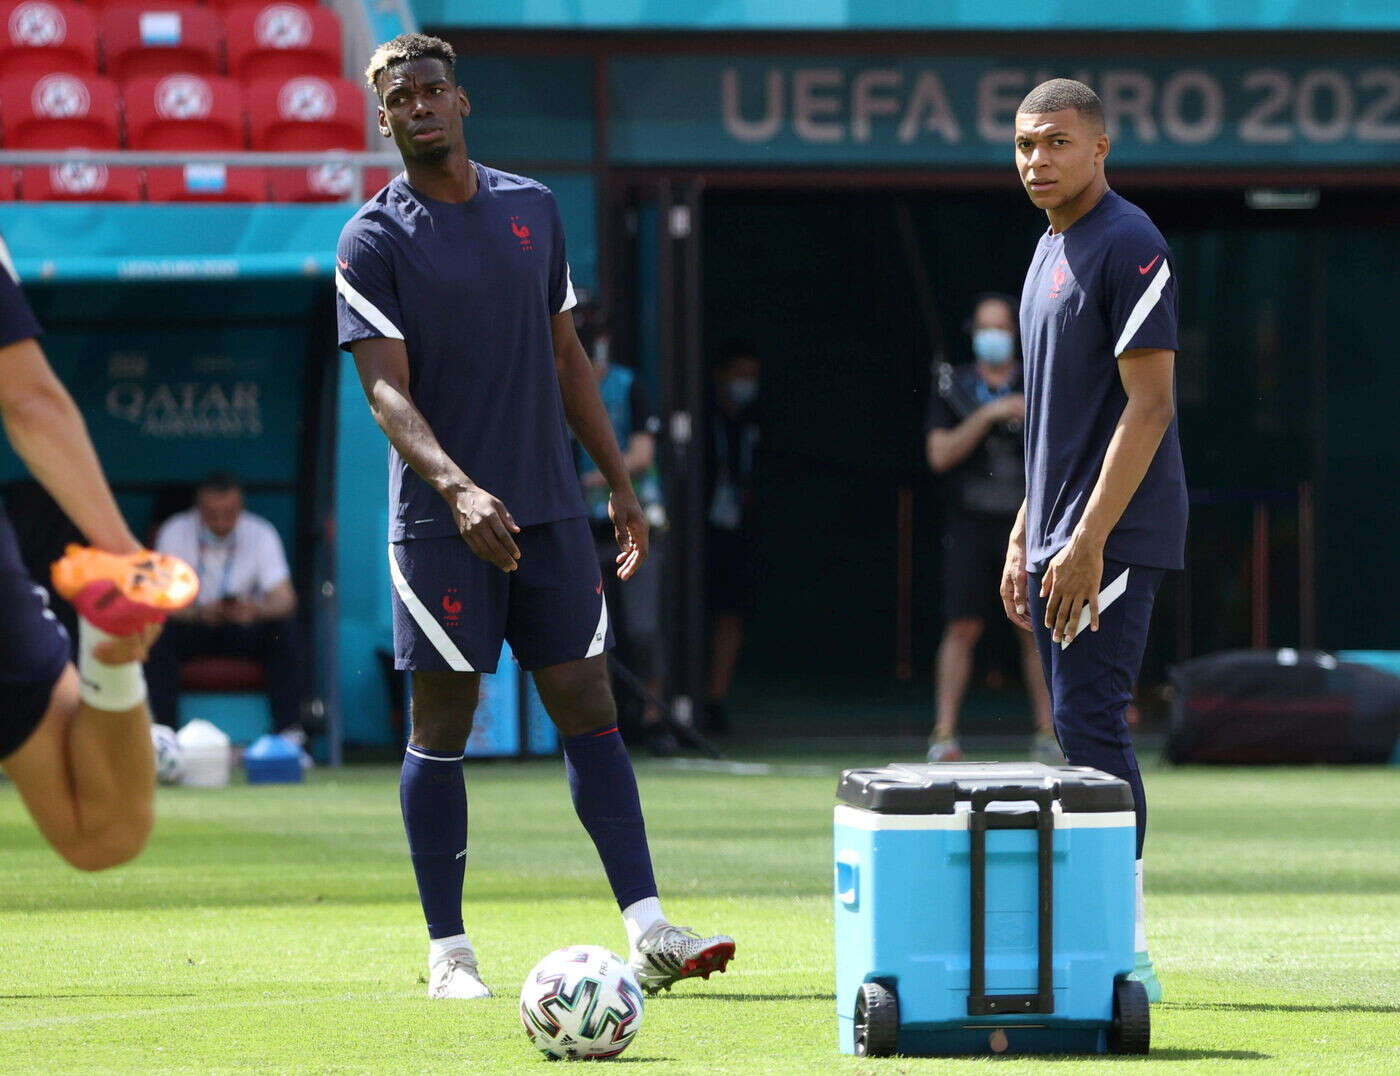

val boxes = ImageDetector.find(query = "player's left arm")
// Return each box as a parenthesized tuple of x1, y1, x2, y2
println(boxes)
(0, 337, 141, 555)
(1041, 223, 1179, 643)
(551, 311, 648, 579)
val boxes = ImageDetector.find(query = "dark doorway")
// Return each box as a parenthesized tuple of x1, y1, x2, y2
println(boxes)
(696, 183, 1399, 726)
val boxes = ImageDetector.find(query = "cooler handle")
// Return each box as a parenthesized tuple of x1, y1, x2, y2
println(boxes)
(967, 785, 1057, 812)
(835, 851, 860, 907)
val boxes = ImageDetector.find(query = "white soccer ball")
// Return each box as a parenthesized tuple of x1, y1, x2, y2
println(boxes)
(519, 945, 644, 1061)
(151, 723, 184, 784)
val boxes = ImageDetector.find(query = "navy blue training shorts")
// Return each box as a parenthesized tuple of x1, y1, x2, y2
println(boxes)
(388, 516, 614, 674)
(0, 509, 71, 761)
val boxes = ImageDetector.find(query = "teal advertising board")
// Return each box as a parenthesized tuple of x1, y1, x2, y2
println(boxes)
(610, 56, 1400, 167)
(420, 0, 1400, 31)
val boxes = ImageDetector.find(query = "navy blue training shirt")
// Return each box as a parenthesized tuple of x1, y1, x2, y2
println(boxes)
(0, 233, 41, 348)
(335, 163, 585, 541)
(1020, 189, 1188, 572)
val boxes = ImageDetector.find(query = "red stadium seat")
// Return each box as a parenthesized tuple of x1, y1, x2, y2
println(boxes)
(200, 0, 316, 12)
(267, 162, 391, 202)
(99, 3, 222, 84)
(225, 2, 341, 82)
(246, 74, 362, 151)
(144, 163, 265, 200)
(0, 1, 97, 80)
(124, 73, 245, 149)
(0, 166, 14, 199)
(19, 161, 140, 199)
(2, 73, 121, 148)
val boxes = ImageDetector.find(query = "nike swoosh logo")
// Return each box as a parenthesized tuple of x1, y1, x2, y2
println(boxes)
(1138, 254, 1161, 275)
(336, 256, 349, 270)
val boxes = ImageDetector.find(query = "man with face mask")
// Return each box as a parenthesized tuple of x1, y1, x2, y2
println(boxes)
(145, 472, 311, 746)
(703, 341, 762, 734)
(923, 295, 1057, 764)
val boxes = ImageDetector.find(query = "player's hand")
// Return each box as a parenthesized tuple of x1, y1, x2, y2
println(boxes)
(1000, 540, 1033, 631)
(1040, 533, 1104, 645)
(451, 486, 521, 572)
(609, 490, 649, 581)
(984, 393, 1025, 425)
(92, 621, 163, 664)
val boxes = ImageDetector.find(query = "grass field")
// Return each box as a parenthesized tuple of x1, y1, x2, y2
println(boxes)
(1, 753, 1396, 1074)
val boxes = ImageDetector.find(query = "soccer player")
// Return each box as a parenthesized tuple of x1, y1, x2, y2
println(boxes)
(0, 232, 183, 871)
(1001, 79, 1187, 1002)
(335, 34, 734, 1000)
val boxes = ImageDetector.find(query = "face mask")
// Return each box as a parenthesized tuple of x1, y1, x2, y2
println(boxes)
(973, 327, 1015, 366)
(725, 377, 759, 408)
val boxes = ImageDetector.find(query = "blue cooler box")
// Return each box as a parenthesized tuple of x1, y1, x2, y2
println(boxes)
(834, 763, 1148, 1057)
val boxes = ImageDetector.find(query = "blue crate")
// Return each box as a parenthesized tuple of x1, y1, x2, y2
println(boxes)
(834, 763, 1142, 1056)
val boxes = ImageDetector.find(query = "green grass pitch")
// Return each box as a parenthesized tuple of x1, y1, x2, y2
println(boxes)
(1, 755, 1396, 1073)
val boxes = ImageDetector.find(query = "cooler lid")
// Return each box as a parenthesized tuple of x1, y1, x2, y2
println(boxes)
(835, 762, 1133, 814)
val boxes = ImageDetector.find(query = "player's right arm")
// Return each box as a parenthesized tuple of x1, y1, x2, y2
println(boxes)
(999, 498, 1032, 630)
(0, 337, 140, 555)
(349, 336, 520, 572)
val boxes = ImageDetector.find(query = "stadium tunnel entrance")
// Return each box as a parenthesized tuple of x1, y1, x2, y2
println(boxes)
(612, 176, 1400, 733)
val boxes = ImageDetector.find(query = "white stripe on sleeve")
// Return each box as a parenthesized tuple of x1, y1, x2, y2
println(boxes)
(336, 267, 404, 341)
(1114, 260, 1171, 357)
(387, 544, 474, 672)
(0, 235, 19, 284)
(585, 592, 609, 658)
(558, 262, 578, 314)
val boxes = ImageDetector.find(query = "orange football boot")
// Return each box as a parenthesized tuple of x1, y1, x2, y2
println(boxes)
(51, 544, 199, 634)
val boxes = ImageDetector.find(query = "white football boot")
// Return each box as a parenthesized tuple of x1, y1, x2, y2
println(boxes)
(427, 944, 493, 1000)
(628, 921, 735, 995)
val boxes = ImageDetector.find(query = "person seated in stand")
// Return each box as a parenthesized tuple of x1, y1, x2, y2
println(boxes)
(144, 473, 312, 747)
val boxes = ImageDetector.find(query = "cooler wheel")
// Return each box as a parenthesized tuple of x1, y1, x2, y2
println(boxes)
(854, 981, 899, 1057)
(1108, 977, 1150, 1055)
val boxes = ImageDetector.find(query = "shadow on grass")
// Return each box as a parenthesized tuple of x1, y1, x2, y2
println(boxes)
(1164, 1001, 1399, 1015)
(656, 992, 836, 1002)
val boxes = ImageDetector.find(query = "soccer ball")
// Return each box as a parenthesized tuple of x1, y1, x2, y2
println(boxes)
(151, 723, 184, 785)
(519, 945, 644, 1061)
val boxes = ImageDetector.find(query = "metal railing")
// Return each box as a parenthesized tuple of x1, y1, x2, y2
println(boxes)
(0, 149, 404, 201)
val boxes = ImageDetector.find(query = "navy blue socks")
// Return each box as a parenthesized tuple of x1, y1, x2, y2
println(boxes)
(400, 746, 467, 940)
(562, 726, 659, 910)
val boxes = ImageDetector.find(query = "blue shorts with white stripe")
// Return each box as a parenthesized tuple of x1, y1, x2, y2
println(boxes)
(388, 517, 612, 674)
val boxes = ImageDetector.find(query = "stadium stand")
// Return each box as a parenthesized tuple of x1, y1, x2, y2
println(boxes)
(246, 74, 362, 150)
(2, 73, 121, 148)
(0, 0, 98, 80)
(100, 3, 224, 84)
(124, 73, 245, 149)
(144, 162, 265, 200)
(225, 2, 342, 82)
(19, 161, 141, 199)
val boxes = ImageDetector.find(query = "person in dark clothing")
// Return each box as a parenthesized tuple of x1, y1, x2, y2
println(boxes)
(703, 341, 762, 734)
(924, 295, 1056, 763)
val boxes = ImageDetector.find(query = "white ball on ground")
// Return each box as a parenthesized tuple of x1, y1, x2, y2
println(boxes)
(519, 945, 644, 1060)
(151, 723, 184, 785)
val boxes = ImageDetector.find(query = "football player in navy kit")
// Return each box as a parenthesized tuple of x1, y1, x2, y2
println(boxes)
(1002, 79, 1188, 1002)
(0, 232, 193, 871)
(336, 34, 733, 1000)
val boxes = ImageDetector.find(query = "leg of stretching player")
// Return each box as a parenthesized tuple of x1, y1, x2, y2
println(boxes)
(2, 625, 159, 871)
(1027, 559, 1164, 1001)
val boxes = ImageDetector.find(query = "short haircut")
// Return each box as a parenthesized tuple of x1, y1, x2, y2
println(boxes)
(197, 471, 242, 496)
(1017, 78, 1104, 131)
(365, 33, 457, 96)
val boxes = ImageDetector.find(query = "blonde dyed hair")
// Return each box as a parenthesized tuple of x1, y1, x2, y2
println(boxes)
(364, 33, 457, 96)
